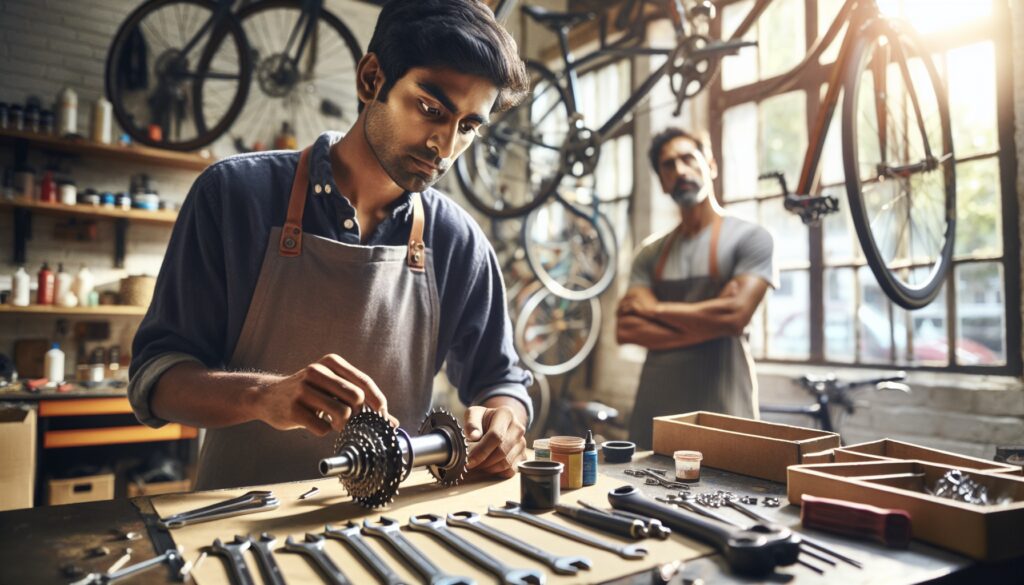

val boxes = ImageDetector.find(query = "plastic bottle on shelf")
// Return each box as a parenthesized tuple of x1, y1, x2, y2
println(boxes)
(91, 96, 112, 144)
(11, 266, 30, 306)
(55, 263, 74, 306)
(73, 265, 94, 305)
(44, 343, 65, 384)
(56, 86, 78, 137)
(39, 170, 56, 203)
(37, 262, 55, 305)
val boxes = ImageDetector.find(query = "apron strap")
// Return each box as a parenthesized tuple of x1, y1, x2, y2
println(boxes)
(653, 214, 724, 283)
(279, 146, 313, 257)
(407, 192, 426, 272)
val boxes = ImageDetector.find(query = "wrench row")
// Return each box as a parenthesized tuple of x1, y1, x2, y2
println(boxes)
(205, 503, 652, 585)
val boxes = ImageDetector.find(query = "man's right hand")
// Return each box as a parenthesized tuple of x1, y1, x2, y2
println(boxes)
(250, 354, 393, 436)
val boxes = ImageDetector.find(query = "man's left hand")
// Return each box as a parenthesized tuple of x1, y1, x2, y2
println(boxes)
(464, 397, 528, 479)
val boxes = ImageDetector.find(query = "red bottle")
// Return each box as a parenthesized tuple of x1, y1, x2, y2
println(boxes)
(37, 262, 55, 305)
(40, 171, 56, 202)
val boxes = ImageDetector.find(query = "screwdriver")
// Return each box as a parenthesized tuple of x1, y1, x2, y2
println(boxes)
(555, 503, 648, 539)
(801, 494, 912, 548)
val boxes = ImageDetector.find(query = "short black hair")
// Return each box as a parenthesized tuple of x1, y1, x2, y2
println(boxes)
(648, 127, 710, 173)
(367, 0, 529, 113)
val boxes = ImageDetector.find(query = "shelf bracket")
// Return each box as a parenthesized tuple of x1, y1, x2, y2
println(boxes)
(114, 218, 127, 268)
(13, 207, 31, 264)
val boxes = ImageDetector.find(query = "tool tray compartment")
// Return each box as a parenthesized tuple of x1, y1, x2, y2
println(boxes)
(833, 439, 1023, 475)
(787, 460, 1024, 561)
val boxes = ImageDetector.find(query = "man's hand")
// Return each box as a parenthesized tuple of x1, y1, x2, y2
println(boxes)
(464, 396, 528, 479)
(617, 288, 658, 318)
(249, 353, 393, 437)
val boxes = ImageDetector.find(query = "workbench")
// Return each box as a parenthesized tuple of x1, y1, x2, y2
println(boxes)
(1, 453, 1021, 584)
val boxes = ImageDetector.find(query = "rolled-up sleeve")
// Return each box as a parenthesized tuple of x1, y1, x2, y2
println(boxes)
(444, 244, 534, 425)
(128, 168, 228, 427)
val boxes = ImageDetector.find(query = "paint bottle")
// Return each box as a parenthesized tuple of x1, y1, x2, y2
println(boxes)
(11, 266, 30, 306)
(532, 438, 550, 460)
(37, 262, 55, 305)
(44, 343, 65, 384)
(56, 86, 78, 137)
(55, 263, 73, 305)
(582, 430, 598, 486)
(549, 436, 585, 489)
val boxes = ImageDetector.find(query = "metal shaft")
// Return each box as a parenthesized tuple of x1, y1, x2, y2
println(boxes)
(319, 430, 451, 478)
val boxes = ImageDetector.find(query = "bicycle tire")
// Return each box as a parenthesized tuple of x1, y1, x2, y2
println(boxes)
(522, 198, 618, 301)
(842, 19, 955, 310)
(524, 372, 551, 443)
(513, 279, 601, 377)
(104, 0, 251, 151)
(200, 0, 363, 151)
(455, 60, 571, 219)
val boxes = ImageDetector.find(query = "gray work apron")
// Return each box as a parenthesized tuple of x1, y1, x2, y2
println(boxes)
(194, 146, 439, 490)
(628, 216, 757, 450)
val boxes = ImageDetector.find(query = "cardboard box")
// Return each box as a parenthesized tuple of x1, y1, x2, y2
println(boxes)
(0, 407, 37, 511)
(787, 460, 1024, 561)
(652, 411, 840, 483)
(127, 479, 191, 498)
(48, 473, 115, 506)
(835, 439, 1023, 475)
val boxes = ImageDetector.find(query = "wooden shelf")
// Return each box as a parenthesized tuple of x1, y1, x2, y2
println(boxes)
(40, 397, 133, 417)
(0, 304, 147, 317)
(0, 128, 212, 171)
(43, 423, 198, 448)
(0, 197, 177, 225)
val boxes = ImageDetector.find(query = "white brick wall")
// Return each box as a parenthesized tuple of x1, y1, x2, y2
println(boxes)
(0, 0, 379, 370)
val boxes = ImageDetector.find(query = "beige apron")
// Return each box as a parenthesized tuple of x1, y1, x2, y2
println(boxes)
(629, 216, 757, 449)
(194, 146, 440, 490)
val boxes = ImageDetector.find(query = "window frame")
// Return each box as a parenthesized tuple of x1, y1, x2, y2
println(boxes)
(706, 0, 1021, 375)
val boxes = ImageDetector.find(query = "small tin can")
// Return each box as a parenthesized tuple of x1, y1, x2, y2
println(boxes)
(518, 460, 563, 511)
(533, 438, 550, 460)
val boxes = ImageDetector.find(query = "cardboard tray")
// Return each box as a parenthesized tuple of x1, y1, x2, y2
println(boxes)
(787, 460, 1024, 561)
(834, 439, 1023, 475)
(652, 411, 840, 483)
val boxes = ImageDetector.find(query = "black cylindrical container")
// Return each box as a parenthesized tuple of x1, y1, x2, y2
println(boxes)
(518, 460, 563, 511)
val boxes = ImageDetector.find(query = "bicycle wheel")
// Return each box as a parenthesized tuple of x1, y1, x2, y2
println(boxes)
(514, 279, 601, 377)
(455, 60, 570, 218)
(522, 198, 618, 301)
(523, 372, 551, 443)
(199, 0, 363, 152)
(842, 19, 955, 310)
(105, 0, 251, 151)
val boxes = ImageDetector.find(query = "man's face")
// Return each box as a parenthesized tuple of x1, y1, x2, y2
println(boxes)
(657, 136, 716, 209)
(364, 66, 499, 193)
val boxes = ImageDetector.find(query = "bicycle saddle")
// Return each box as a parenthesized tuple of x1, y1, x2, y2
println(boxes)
(522, 5, 595, 31)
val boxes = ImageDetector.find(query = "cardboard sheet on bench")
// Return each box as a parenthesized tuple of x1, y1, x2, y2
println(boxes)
(152, 471, 711, 584)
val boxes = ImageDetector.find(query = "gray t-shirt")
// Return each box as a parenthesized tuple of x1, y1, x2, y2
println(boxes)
(629, 215, 777, 289)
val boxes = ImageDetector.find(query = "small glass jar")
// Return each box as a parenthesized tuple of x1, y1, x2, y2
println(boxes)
(674, 450, 703, 483)
(533, 438, 550, 460)
(549, 436, 585, 489)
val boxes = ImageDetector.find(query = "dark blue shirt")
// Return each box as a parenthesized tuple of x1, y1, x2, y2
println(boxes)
(128, 132, 532, 427)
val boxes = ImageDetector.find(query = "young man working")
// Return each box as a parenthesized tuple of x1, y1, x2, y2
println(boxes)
(129, 0, 533, 489)
(618, 127, 776, 449)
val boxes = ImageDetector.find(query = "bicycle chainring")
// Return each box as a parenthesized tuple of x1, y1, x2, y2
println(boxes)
(418, 408, 468, 486)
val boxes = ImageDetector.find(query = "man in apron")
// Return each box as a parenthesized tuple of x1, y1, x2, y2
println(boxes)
(618, 128, 776, 449)
(128, 0, 534, 490)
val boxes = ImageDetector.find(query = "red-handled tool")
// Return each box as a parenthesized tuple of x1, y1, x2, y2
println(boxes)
(801, 494, 912, 548)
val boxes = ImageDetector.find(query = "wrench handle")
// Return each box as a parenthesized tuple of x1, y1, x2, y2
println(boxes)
(378, 531, 444, 582)
(332, 532, 404, 585)
(459, 521, 556, 563)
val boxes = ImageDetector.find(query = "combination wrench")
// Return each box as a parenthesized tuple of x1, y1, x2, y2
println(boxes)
(248, 533, 287, 585)
(210, 536, 257, 585)
(325, 521, 407, 585)
(408, 513, 544, 585)
(362, 516, 475, 585)
(447, 511, 592, 575)
(283, 533, 351, 585)
(487, 501, 648, 560)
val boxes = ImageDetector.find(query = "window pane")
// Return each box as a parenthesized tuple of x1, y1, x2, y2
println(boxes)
(761, 197, 809, 268)
(824, 268, 856, 362)
(767, 270, 810, 359)
(877, 0, 992, 36)
(819, 87, 844, 186)
(858, 266, 893, 363)
(749, 302, 766, 359)
(759, 92, 807, 196)
(817, 0, 846, 65)
(725, 200, 759, 225)
(723, 102, 759, 200)
(721, 0, 757, 90)
(759, 0, 804, 79)
(822, 184, 862, 265)
(956, 262, 1006, 365)
(905, 267, 949, 366)
(955, 157, 1002, 258)
(947, 42, 997, 158)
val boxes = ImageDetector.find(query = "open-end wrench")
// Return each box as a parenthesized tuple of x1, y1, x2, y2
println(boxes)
(608, 485, 799, 577)
(577, 501, 672, 540)
(325, 522, 407, 585)
(210, 537, 257, 585)
(161, 491, 279, 528)
(447, 511, 591, 575)
(248, 533, 287, 585)
(283, 533, 351, 585)
(408, 514, 544, 585)
(69, 549, 181, 585)
(487, 501, 648, 560)
(361, 517, 475, 585)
